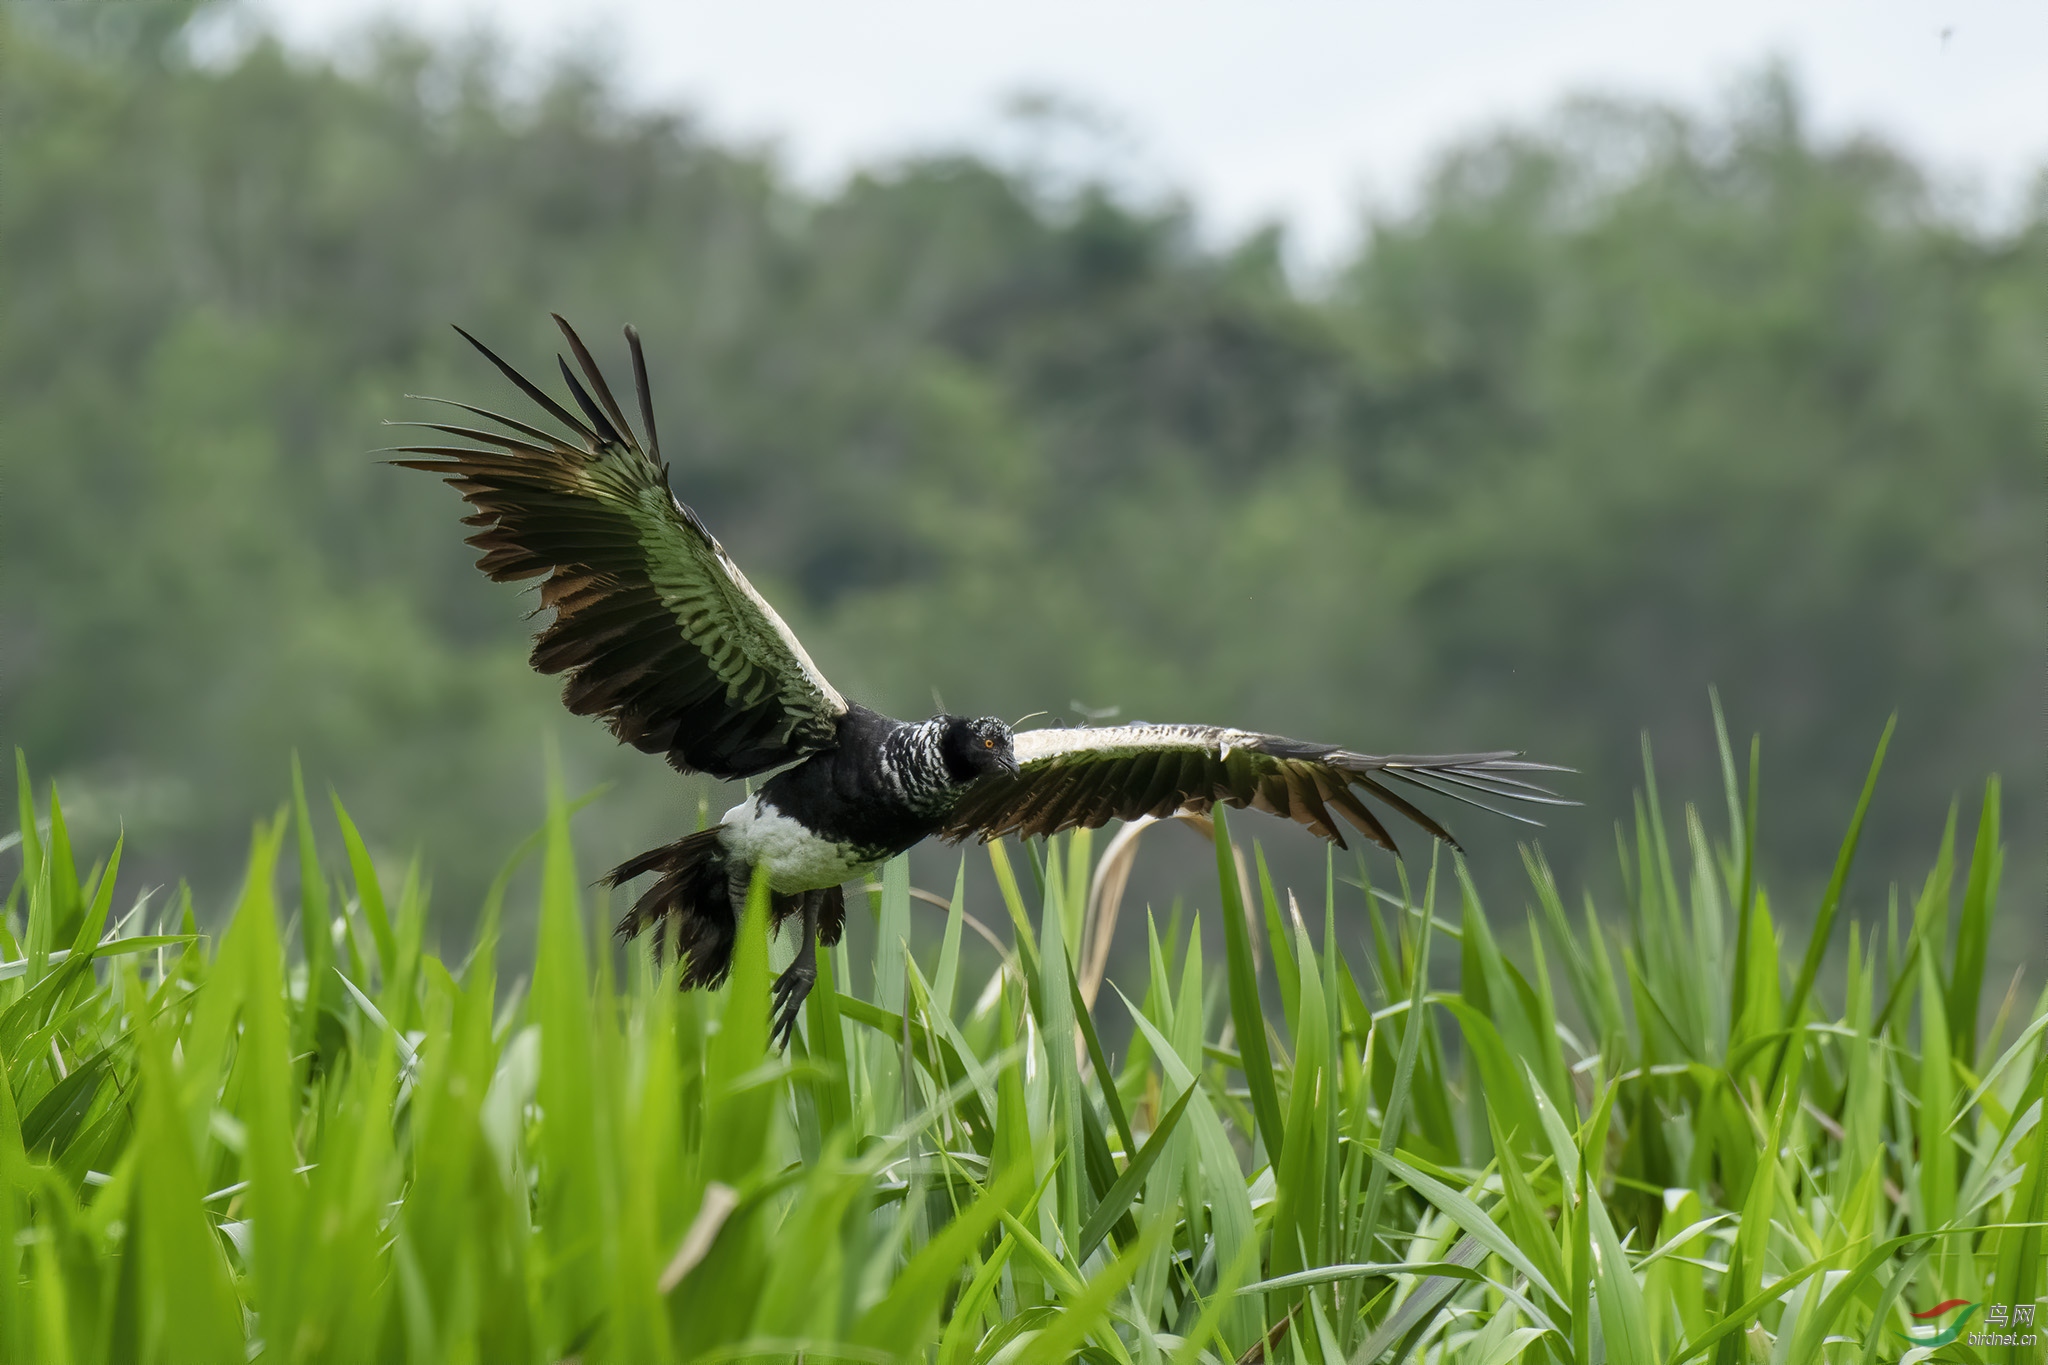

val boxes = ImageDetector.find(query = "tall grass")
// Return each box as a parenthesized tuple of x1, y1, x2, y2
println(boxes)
(0, 718, 2040, 1364)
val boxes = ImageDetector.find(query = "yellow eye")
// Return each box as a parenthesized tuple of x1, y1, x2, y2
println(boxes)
(983, 738, 994, 749)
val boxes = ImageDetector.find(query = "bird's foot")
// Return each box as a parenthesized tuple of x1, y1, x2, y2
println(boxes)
(770, 958, 817, 1051)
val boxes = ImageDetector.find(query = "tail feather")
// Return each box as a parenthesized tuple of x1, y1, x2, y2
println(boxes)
(607, 827, 852, 989)
(605, 827, 737, 989)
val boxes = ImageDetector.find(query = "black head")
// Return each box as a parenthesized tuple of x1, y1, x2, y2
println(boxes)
(940, 715, 1018, 782)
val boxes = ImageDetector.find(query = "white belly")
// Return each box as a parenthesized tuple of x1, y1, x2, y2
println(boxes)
(718, 796, 884, 893)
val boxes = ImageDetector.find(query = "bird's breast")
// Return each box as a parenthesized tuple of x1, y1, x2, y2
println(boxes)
(718, 794, 889, 893)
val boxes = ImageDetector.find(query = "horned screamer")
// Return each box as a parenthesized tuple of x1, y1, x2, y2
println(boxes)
(397, 317, 1570, 1046)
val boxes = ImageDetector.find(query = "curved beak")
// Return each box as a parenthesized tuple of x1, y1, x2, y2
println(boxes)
(1000, 752, 1020, 776)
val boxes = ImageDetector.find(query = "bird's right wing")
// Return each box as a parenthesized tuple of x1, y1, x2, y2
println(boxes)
(394, 317, 847, 779)
(939, 723, 1571, 853)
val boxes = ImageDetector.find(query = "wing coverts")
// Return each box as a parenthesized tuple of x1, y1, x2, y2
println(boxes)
(393, 317, 846, 779)
(940, 723, 1569, 853)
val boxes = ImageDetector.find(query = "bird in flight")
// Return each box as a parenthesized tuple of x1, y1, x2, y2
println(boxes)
(397, 317, 1569, 1046)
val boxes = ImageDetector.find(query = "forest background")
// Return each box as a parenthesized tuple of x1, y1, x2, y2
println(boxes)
(1, 2, 2041, 971)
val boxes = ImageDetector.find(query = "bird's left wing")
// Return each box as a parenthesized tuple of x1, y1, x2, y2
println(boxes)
(393, 316, 847, 779)
(938, 724, 1570, 853)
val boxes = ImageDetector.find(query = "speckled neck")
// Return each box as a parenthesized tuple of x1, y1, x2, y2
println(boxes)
(881, 717, 963, 815)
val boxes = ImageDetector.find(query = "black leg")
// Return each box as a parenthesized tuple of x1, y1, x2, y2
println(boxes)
(770, 889, 821, 1051)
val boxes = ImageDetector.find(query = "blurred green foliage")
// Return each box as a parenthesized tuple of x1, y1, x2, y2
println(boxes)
(1, 6, 2040, 931)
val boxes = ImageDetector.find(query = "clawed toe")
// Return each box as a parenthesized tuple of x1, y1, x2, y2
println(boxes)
(770, 964, 816, 1051)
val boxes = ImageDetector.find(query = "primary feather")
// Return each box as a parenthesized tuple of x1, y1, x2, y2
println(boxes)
(391, 316, 846, 779)
(939, 723, 1570, 854)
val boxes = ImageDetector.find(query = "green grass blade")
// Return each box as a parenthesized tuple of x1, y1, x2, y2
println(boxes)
(937, 1235, 1015, 1365)
(1990, 1058, 2048, 1365)
(1711, 1081, 1790, 1365)
(1074, 1081, 1195, 1264)
(1355, 1145, 1560, 1310)
(65, 833, 120, 959)
(804, 945, 855, 1141)
(1065, 950, 1136, 1164)
(1269, 918, 1333, 1322)
(0, 1044, 32, 1199)
(130, 970, 245, 1362)
(1256, 843, 1300, 1034)
(1947, 776, 2001, 1067)
(224, 817, 308, 1347)
(852, 1165, 1029, 1350)
(934, 856, 968, 1021)
(703, 865, 774, 1184)
(290, 755, 336, 1067)
(11, 753, 42, 904)
(835, 997, 997, 1149)
(1014, 1216, 1164, 1365)
(875, 853, 911, 1017)
(1355, 853, 1437, 1266)
(329, 789, 398, 978)
(1766, 713, 1893, 1093)
(1917, 948, 1958, 1243)
(1117, 983, 1263, 1348)
(987, 839, 1041, 978)
(1033, 840, 1089, 1254)
(1348, 1234, 1532, 1364)
(1214, 806, 1287, 1169)
(1586, 1168, 1653, 1363)
(529, 763, 613, 1346)
(42, 785, 81, 950)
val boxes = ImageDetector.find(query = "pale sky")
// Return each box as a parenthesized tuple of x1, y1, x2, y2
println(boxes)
(245, 0, 2046, 259)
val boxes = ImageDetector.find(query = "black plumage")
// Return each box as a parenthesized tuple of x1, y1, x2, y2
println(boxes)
(397, 317, 1571, 1046)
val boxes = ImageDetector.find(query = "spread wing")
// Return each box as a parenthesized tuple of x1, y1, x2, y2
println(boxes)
(939, 724, 1571, 853)
(393, 316, 847, 779)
